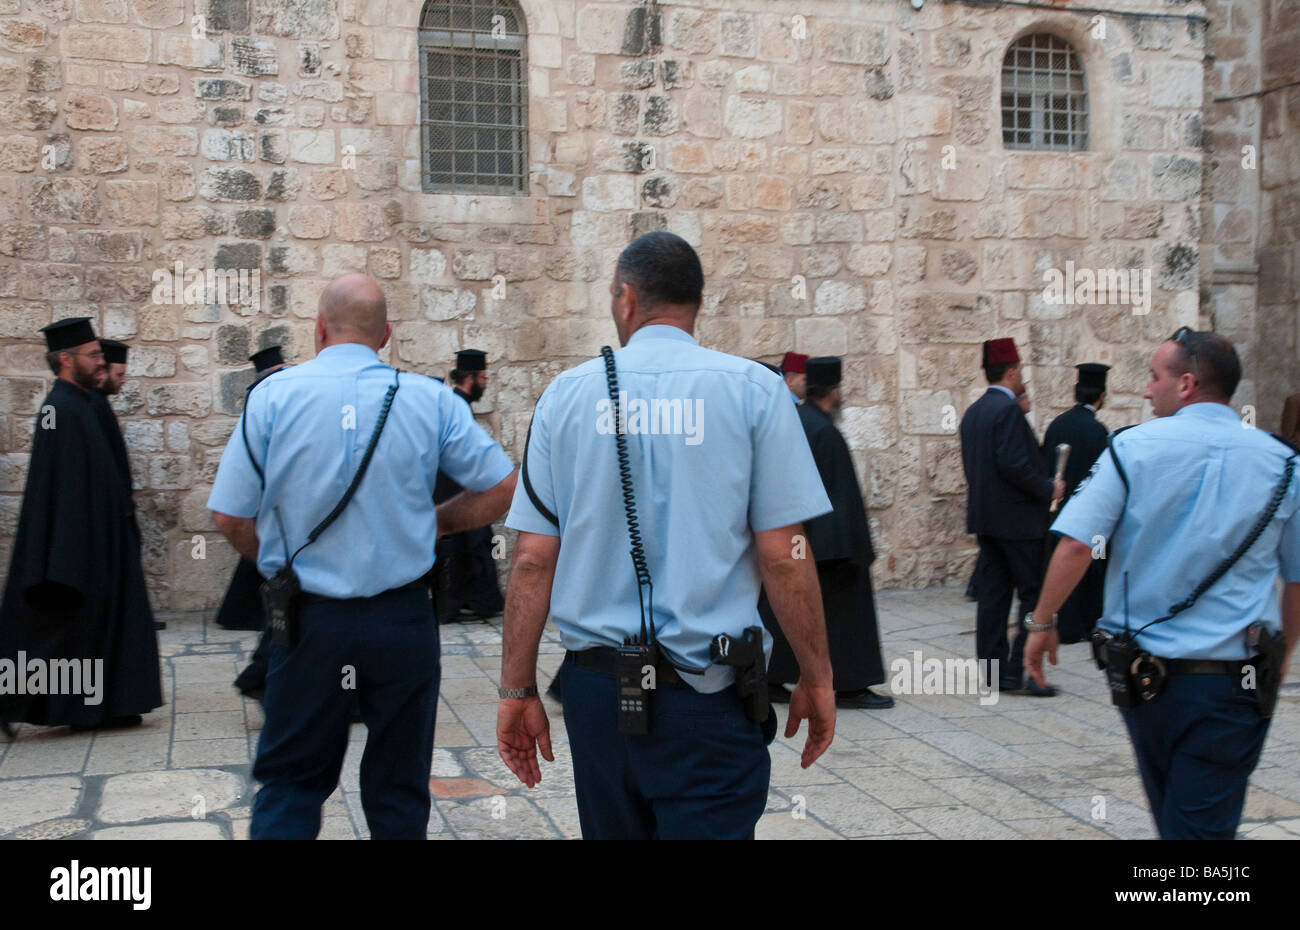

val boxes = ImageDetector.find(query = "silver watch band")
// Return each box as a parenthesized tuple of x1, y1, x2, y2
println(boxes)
(498, 685, 539, 700)
(1022, 612, 1057, 632)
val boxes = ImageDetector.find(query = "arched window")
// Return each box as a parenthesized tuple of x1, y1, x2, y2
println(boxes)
(419, 0, 528, 194)
(1001, 33, 1088, 151)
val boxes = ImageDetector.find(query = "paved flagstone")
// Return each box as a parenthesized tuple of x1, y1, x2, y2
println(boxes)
(1, 586, 1297, 840)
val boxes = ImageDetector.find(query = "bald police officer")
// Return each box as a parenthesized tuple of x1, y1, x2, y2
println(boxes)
(496, 232, 837, 840)
(1027, 329, 1299, 839)
(209, 274, 517, 840)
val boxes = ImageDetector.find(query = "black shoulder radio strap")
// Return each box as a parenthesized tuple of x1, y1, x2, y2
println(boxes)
(520, 411, 559, 528)
(242, 379, 268, 488)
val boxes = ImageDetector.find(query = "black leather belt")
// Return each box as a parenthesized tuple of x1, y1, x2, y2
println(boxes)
(300, 578, 429, 605)
(567, 647, 691, 688)
(1165, 657, 1258, 676)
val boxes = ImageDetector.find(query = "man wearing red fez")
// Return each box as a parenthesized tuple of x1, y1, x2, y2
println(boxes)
(781, 352, 808, 404)
(958, 337, 1064, 697)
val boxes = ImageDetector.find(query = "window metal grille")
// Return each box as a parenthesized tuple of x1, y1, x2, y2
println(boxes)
(419, 0, 528, 194)
(1001, 34, 1088, 152)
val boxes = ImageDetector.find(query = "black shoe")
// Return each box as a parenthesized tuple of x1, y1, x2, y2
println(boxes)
(836, 688, 895, 709)
(153, 621, 166, 631)
(768, 683, 791, 704)
(1023, 676, 1057, 698)
(999, 675, 1023, 692)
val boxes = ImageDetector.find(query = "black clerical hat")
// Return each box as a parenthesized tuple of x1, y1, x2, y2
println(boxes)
(249, 346, 284, 372)
(1075, 363, 1110, 391)
(41, 317, 97, 352)
(100, 339, 128, 366)
(456, 349, 487, 372)
(806, 356, 842, 388)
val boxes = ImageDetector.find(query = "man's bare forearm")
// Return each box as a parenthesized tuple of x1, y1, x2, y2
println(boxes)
(500, 539, 556, 690)
(213, 513, 259, 563)
(1033, 536, 1095, 620)
(759, 552, 832, 686)
(437, 469, 518, 537)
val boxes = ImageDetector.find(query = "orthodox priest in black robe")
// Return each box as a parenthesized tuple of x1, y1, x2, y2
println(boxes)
(216, 346, 288, 701)
(92, 339, 132, 497)
(218, 347, 286, 635)
(1041, 363, 1110, 644)
(95, 339, 164, 632)
(0, 318, 161, 730)
(432, 349, 504, 623)
(760, 356, 892, 709)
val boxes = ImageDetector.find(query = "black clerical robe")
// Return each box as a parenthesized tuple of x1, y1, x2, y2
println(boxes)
(760, 403, 884, 690)
(0, 379, 162, 727)
(431, 388, 504, 621)
(1042, 404, 1109, 643)
(216, 367, 286, 632)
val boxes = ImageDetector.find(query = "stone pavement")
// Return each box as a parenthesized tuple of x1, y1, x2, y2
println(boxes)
(2, 586, 1298, 840)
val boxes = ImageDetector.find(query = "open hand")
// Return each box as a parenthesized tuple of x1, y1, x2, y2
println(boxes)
(497, 696, 553, 788)
(1025, 629, 1059, 690)
(785, 681, 836, 768)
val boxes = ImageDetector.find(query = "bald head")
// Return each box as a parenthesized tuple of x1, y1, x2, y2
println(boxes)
(316, 274, 389, 350)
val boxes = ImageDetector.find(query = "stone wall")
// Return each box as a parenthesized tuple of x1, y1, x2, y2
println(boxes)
(0, 0, 1235, 609)
(1254, 0, 1299, 430)
(1202, 0, 1296, 433)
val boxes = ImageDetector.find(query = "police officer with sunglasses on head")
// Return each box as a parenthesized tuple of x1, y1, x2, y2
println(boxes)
(1026, 328, 1299, 839)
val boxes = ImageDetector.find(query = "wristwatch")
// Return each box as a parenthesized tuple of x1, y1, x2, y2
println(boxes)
(1022, 612, 1057, 633)
(498, 684, 539, 699)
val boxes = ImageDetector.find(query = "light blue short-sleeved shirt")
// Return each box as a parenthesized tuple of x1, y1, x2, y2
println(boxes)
(208, 342, 514, 599)
(1052, 402, 1300, 659)
(507, 325, 832, 693)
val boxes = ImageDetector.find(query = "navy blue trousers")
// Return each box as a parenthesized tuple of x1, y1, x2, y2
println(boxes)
(560, 655, 770, 840)
(1119, 672, 1271, 840)
(251, 586, 439, 840)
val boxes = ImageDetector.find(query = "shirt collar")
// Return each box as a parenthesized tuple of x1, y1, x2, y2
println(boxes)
(1173, 401, 1239, 423)
(1083, 404, 1096, 413)
(990, 385, 1016, 400)
(626, 324, 698, 348)
(316, 343, 382, 365)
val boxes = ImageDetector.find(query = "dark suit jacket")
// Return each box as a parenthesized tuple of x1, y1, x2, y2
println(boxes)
(960, 387, 1053, 540)
(1041, 404, 1108, 501)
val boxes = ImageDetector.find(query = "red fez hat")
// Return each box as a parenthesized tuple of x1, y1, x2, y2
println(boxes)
(781, 352, 809, 374)
(982, 338, 1020, 367)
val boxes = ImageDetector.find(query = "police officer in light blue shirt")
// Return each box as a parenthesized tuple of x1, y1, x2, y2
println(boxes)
(1027, 329, 1299, 839)
(495, 232, 837, 840)
(208, 273, 517, 840)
